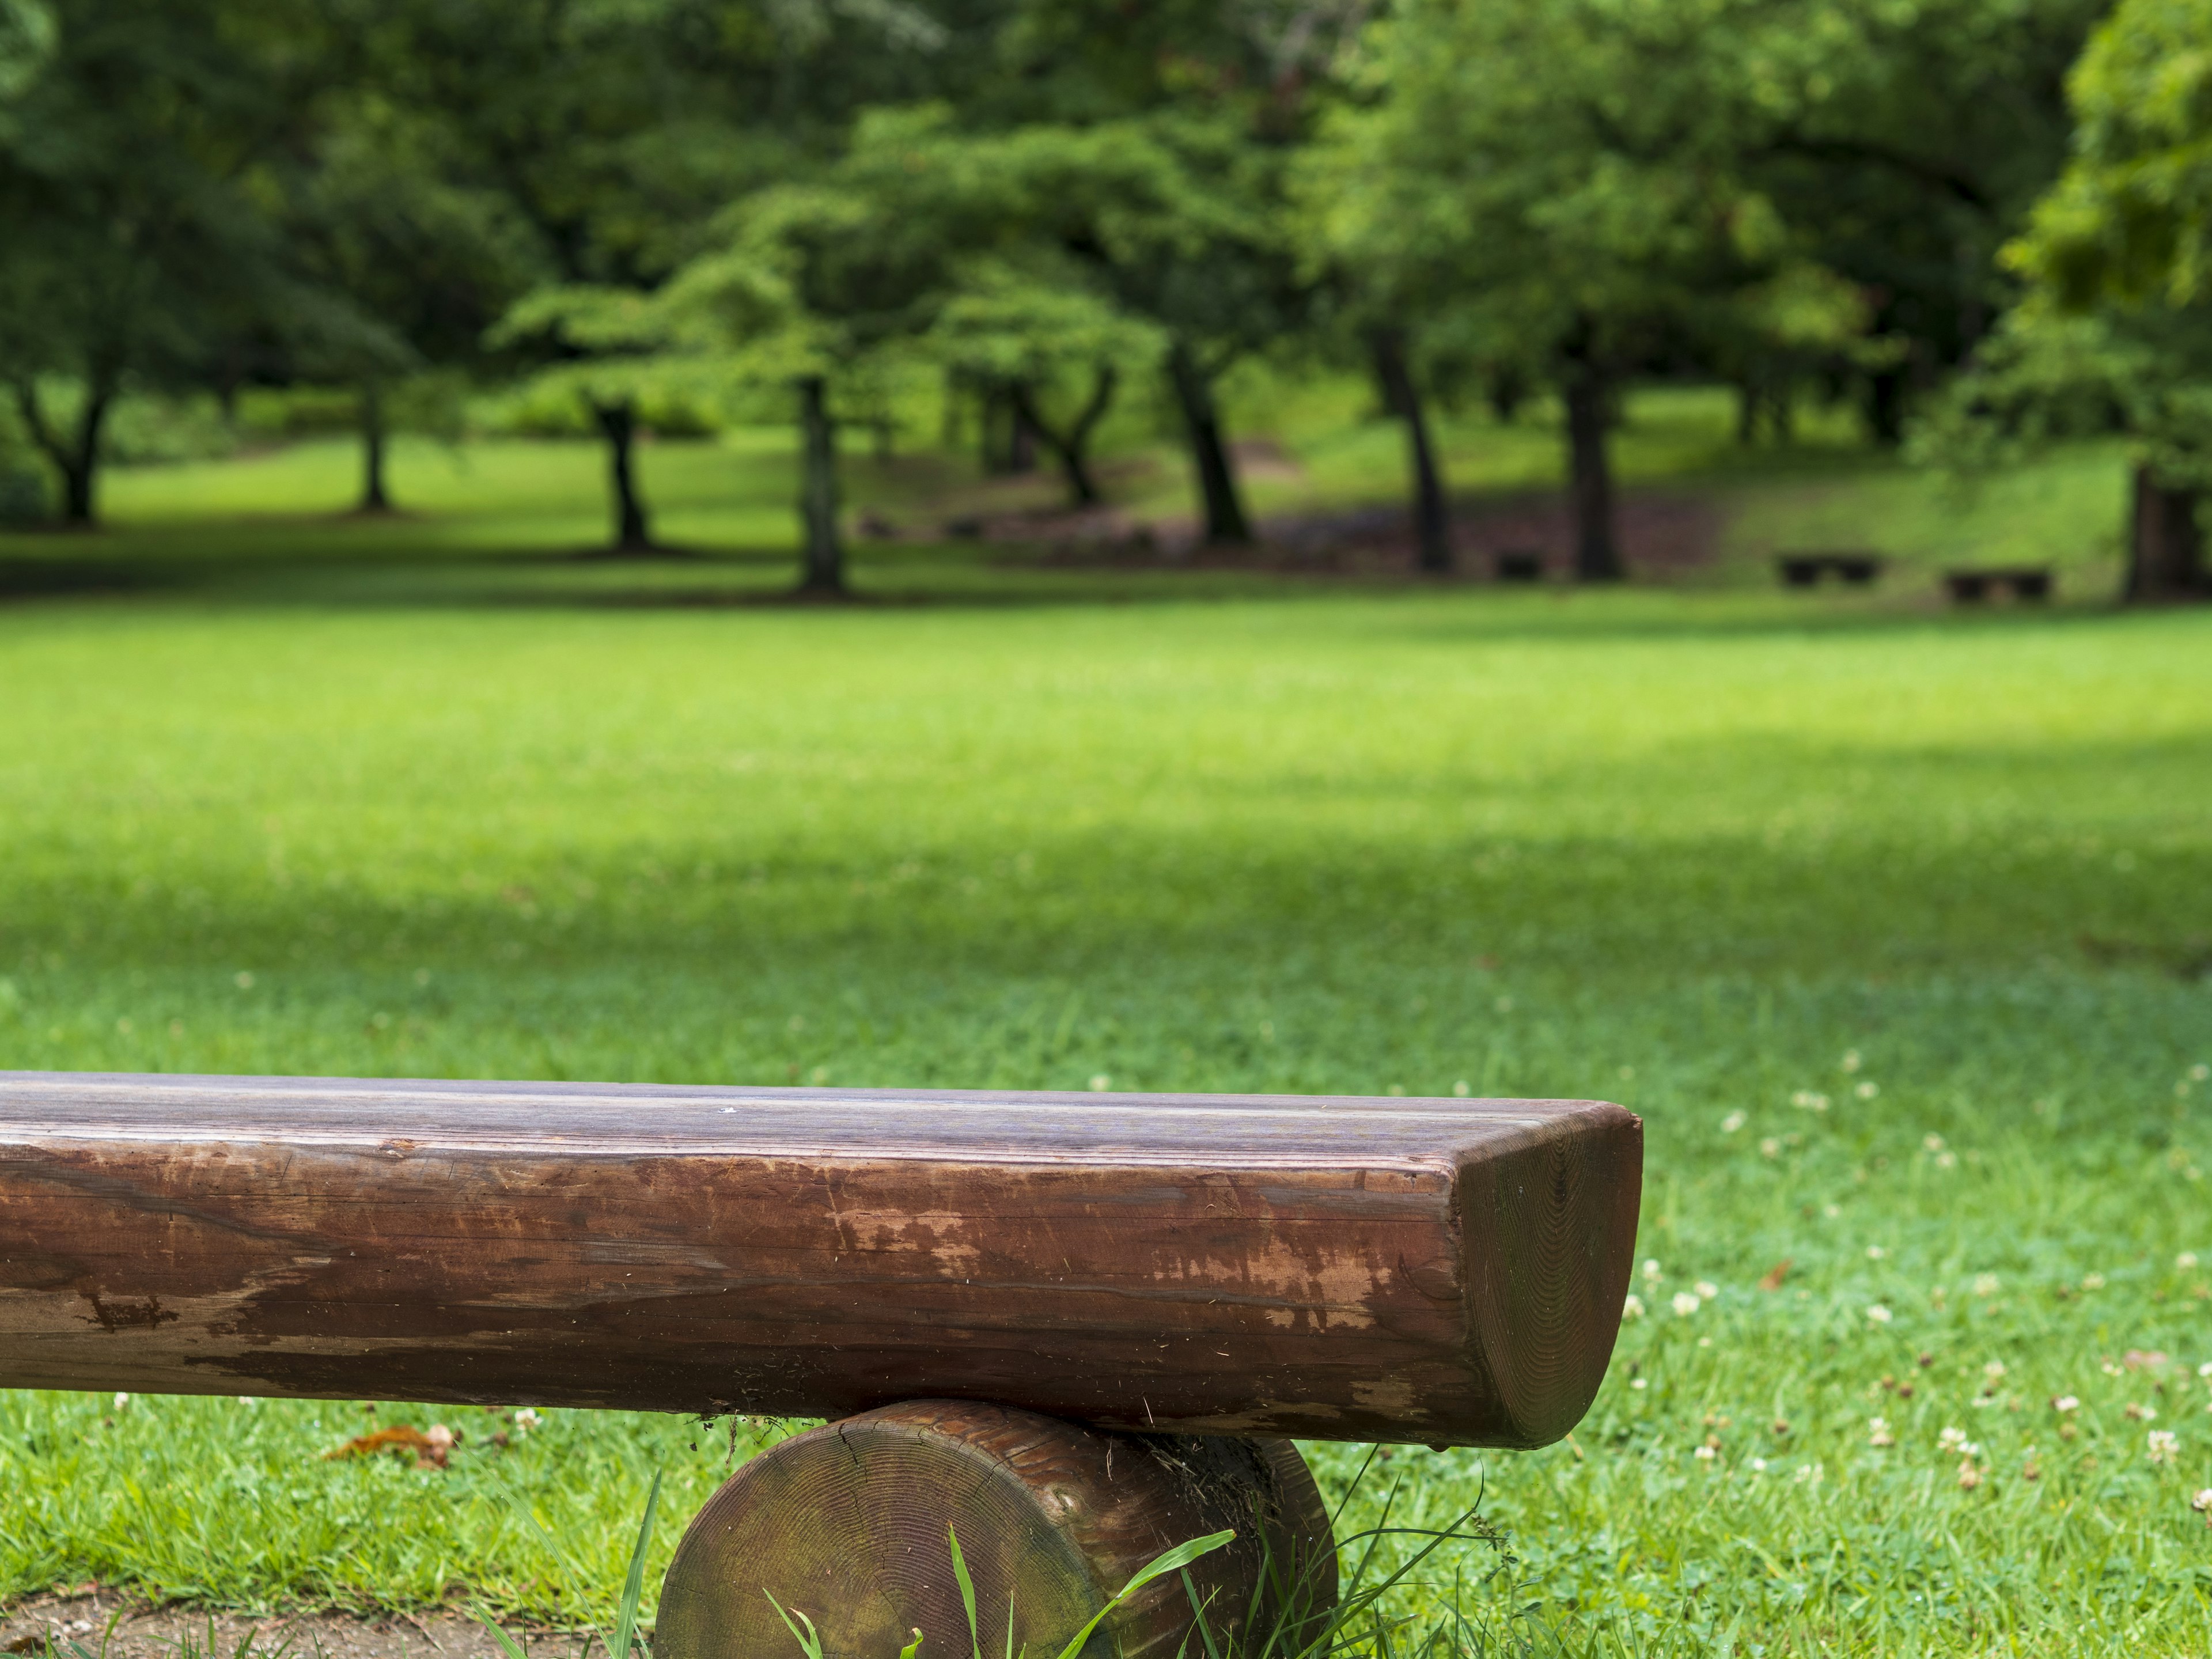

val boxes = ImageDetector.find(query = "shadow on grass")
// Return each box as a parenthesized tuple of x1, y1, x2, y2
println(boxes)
(0, 534, 2177, 638)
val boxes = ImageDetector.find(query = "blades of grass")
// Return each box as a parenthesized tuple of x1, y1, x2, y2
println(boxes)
(1176, 1567, 1225, 1659)
(763, 1594, 826, 1659)
(470, 1607, 532, 1659)
(509, 1494, 600, 1625)
(608, 1469, 664, 1659)
(900, 1629, 926, 1659)
(948, 1525, 982, 1659)
(1048, 1530, 1236, 1659)
(1002, 1593, 1017, 1659)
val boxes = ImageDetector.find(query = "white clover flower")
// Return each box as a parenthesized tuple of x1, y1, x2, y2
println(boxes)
(1939, 1426, 1970, 1452)
(2194, 1488, 2212, 1513)
(112, 1392, 129, 1411)
(2083, 1272, 2107, 1290)
(2192, 1064, 2211, 1083)
(1855, 1081, 1879, 1099)
(1866, 1245, 1887, 1260)
(1721, 1110, 1747, 1133)
(2149, 1430, 2181, 1465)
(1794, 1461, 1823, 1484)
(1936, 1150, 1958, 1169)
(1842, 1050, 1862, 1073)
(1088, 1074, 1111, 1092)
(1643, 1259, 1663, 1283)
(2052, 1395, 2080, 1412)
(1973, 1274, 2000, 1297)
(514, 1407, 542, 1434)
(1694, 1444, 1717, 1461)
(1622, 1294, 1645, 1319)
(1923, 1134, 1946, 1153)
(1791, 1090, 1830, 1112)
(2179, 1252, 2199, 1270)
(1869, 1417, 1895, 1448)
(1749, 1456, 1769, 1472)
(2199, 1362, 2212, 1380)
(1760, 1137, 1782, 1158)
(1672, 1291, 1702, 1317)
(1984, 1360, 2008, 1380)
(1695, 1280, 1719, 1299)
(1630, 1378, 1648, 1391)
(1866, 1305, 1893, 1325)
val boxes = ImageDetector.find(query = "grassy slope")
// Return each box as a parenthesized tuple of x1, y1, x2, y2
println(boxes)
(1, 415, 2209, 1653)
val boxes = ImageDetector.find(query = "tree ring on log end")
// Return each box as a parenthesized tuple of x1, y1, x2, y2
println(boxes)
(654, 1399, 1338, 1659)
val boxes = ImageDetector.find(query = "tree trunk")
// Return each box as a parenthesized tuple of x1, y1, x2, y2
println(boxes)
(2127, 464, 2205, 603)
(797, 374, 845, 595)
(1865, 368, 1908, 447)
(591, 398, 653, 552)
(1563, 361, 1622, 581)
(28, 379, 113, 528)
(1012, 366, 1117, 509)
(59, 382, 111, 526)
(982, 384, 1030, 475)
(359, 380, 392, 513)
(1166, 342, 1252, 546)
(1370, 328, 1452, 574)
(1734, 380, 1759, 445)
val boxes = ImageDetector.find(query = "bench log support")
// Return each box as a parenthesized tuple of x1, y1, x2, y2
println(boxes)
(657, 1400, 1335, 1659)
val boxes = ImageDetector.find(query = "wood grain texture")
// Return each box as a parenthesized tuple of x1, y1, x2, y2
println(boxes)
(0, 1072, 1641, 1446)
(655, 1400, 1335, 1659)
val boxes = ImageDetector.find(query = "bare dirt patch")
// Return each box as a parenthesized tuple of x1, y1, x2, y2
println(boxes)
(0, 1589, 592, 1659)
(1011, 488, 1726, 577)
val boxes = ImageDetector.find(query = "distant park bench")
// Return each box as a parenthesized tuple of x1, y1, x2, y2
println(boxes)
(0, 1072, 1639, 1657)
(1945, 566, 2052, 603)
(1777, 551, 1884, 588)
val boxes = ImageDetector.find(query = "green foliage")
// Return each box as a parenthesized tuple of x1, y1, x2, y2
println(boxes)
(1921, 0, 2212, 514)
(2014, 0, 2212, 311)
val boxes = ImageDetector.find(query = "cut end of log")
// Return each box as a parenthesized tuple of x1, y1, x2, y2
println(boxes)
(1457, 1103, 1643, 1446)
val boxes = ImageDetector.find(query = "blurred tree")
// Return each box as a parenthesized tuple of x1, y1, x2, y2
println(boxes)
(1310, 0, 1865, 580)
(927, 267, 1164, 507)
(1744, 0, 2108, 444)
(282, 77, 539, 514)
(1925, 0, 2212, 600)
(650, 171, 947, 592)
(415, 0, 988, 555)
(373, 0, 775, 553)
(0, 0, 340, 525)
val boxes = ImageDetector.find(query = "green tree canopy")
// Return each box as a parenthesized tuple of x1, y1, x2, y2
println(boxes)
(1950, 0, 2212, 599)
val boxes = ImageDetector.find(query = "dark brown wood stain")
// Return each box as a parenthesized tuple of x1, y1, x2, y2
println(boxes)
(0, 1073, 1641, 1447)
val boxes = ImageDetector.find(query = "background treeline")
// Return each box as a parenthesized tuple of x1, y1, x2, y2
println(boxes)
(0, 0, 2206, 598)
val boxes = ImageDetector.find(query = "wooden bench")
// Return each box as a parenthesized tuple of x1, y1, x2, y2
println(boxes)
(0, 1071, 1641, 1656)
(1945, 565, 2052, 603)
(1777, 551, 1884, 588)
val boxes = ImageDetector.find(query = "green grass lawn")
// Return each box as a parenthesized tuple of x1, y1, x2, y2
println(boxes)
(1, 422, 2209, 1654)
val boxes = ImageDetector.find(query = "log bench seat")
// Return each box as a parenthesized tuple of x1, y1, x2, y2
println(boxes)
(0, 1071, 1642, 1656)
(1777, 550, 1884, 587)
(1945, 565, 2052, 602)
